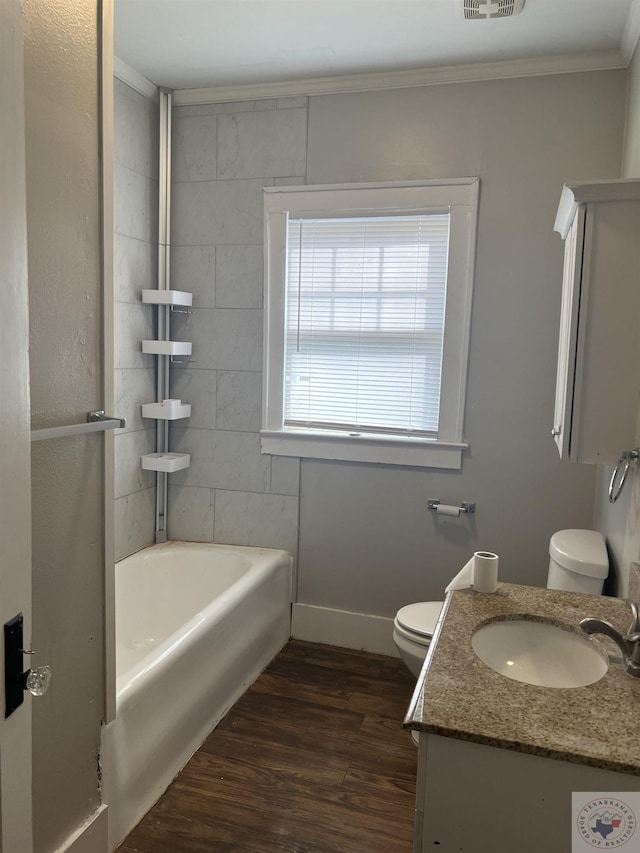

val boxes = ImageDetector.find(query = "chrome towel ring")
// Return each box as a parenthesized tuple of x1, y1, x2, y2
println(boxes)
(609, 449, 640, 503)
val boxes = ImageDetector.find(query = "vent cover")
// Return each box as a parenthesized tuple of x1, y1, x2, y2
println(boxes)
(461, 0, 525, 19)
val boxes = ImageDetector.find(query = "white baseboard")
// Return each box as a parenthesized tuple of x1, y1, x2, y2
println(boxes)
(54, 804, 108, 853)
(291, 603, 399, 657)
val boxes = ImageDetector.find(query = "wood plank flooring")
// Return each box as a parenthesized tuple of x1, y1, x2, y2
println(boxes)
(117, 640, 418, 853)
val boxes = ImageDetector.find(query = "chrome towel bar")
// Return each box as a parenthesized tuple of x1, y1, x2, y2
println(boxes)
(30, 410, 125, 442)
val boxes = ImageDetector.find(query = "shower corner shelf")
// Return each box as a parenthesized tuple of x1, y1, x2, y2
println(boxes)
(141, 452, 191, 473)
(142, 289, 193, 307)
(141, 401, 192, 420)
(142, 340, 192, 356)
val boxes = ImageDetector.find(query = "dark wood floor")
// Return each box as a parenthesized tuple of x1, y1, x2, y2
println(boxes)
(118, 640, 418, 853)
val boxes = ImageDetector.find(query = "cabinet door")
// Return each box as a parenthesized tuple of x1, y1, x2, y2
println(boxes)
(553, 209, 585, 459)
(574, 200, 640, 463)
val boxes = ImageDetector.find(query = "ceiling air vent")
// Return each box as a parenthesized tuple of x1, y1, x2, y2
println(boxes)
(461, 0, 525, 19)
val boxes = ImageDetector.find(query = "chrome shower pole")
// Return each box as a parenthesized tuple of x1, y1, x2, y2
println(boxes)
(155, 87, 172, 542)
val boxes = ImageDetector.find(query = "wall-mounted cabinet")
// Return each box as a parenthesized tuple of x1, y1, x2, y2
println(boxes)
(553, 179, 640, 465)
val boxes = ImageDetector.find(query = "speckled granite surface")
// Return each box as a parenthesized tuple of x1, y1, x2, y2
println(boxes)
(404, 583, 640, 775)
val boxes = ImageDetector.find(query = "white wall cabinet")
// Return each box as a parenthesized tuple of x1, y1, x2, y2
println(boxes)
(553, 180, 640, 464)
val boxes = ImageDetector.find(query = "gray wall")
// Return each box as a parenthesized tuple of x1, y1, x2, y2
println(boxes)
(162, 71, 625, 619)
(298, 71, 625, 616)
(166, 98, 306, 555)
(113, 78, 158, 561)
(594, 43, 640, 598)
(23, 0, 104, 848)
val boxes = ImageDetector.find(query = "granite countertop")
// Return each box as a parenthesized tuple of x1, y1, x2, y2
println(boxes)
(404, 582, 640, 775)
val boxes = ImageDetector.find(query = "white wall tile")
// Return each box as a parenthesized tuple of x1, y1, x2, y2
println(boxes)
(174, 100, 277, 118)
(114, 302, 155, 369)
(114, 78, 159, 562)
(167, 485, 215, 542)
(172, 114, 218, 182)
(270, 456, 300, 497)
(216, 371, 262, 432)
(114, 428, 156, 498)
(214, 490, 298, 554)
(165, 98, 307, 556)
(169, 367, 216, 429)
(273, 176, 306, 187)
(115, 368, 157, 433)
(115, 488, 155, 561)
(170, 245, 215, 307)
(172, 178, 269, 246)
(215, 244, 263, 309)
(169, 428, 271, 493)
(277, 96, 308, 110)
(174, 307, 262, 371)
(217, 109, 307, 179)
(114, 233, 156, 304)
(167, 427, 215, 486)
(114, 163, 158, 243)
(114, 78, 158, 178)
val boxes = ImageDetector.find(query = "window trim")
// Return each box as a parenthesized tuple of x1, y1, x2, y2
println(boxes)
(262, 178, 479, 470)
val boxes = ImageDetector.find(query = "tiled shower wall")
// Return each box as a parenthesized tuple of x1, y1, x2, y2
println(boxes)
(167, 98, 308, 557)
(113, 79, 159, 560)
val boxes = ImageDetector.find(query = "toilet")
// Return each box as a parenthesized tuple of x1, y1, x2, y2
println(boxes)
(393, 528, 609, 678)
(393, 601, 444, 678)
(547, 528, 608, 595)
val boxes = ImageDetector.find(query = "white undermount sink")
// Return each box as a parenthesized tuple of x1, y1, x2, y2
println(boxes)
(471, 618, 609, 688)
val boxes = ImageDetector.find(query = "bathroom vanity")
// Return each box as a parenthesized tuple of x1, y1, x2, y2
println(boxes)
(404, 584, 640, 853)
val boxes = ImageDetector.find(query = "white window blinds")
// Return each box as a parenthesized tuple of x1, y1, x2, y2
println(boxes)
(284, 213, 450, 438)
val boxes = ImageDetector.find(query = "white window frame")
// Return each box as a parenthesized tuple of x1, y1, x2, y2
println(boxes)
(262, 178, 479, 470)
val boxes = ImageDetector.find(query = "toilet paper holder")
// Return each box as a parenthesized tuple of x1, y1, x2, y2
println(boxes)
(428, 499, 476, 514)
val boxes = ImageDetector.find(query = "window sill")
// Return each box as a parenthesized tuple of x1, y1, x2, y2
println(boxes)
(260, 430, 468, 470)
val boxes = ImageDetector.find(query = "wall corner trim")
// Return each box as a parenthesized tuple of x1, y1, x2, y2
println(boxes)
(622, 0, 640, 66)
(113, 56, 159, 101)
(172, 50, 625, 106)
(52, 804, 108, 853)
(291, 603, 399, 657)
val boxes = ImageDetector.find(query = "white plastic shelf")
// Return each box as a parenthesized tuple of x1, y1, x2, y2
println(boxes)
(141, 400, 191, 420)
(142, 340, 192, 356)
(141, 452, 191, 473)
(142, 289, 193, 307)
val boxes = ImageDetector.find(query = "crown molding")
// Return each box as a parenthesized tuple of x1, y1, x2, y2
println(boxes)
(113, 56, 158, 101)
(172, 50, 624, 106)
(622, 0, 640, 65)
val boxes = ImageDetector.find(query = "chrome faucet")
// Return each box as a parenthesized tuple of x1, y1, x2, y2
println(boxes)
(580, 602, 640, 678)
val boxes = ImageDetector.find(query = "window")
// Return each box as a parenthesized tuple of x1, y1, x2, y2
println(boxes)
(262, 179, 479, 469)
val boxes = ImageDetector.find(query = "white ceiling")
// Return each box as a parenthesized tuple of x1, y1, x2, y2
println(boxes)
(114, 0, 639, 93)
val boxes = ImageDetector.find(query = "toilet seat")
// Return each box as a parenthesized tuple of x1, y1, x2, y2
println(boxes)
(394, 601, 443, 645)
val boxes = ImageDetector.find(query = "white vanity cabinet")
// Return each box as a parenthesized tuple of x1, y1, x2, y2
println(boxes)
(552, 180, 640, 464)
(414, 734, 640, 853)
(406, 584, 640, 853)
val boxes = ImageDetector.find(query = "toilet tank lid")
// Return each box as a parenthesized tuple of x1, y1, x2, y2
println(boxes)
(396, 601, 444, 637)
(549, 529, 609, 579)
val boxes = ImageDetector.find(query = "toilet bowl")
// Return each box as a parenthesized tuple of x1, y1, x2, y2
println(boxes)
(393, 601, 443, 677)
(394, 529, 609, 678)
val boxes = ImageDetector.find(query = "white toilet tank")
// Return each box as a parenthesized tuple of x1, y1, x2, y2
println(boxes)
(547, 529, 608, 595)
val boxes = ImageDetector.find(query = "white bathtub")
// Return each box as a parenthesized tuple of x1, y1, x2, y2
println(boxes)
(101, 541, 292, 850)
